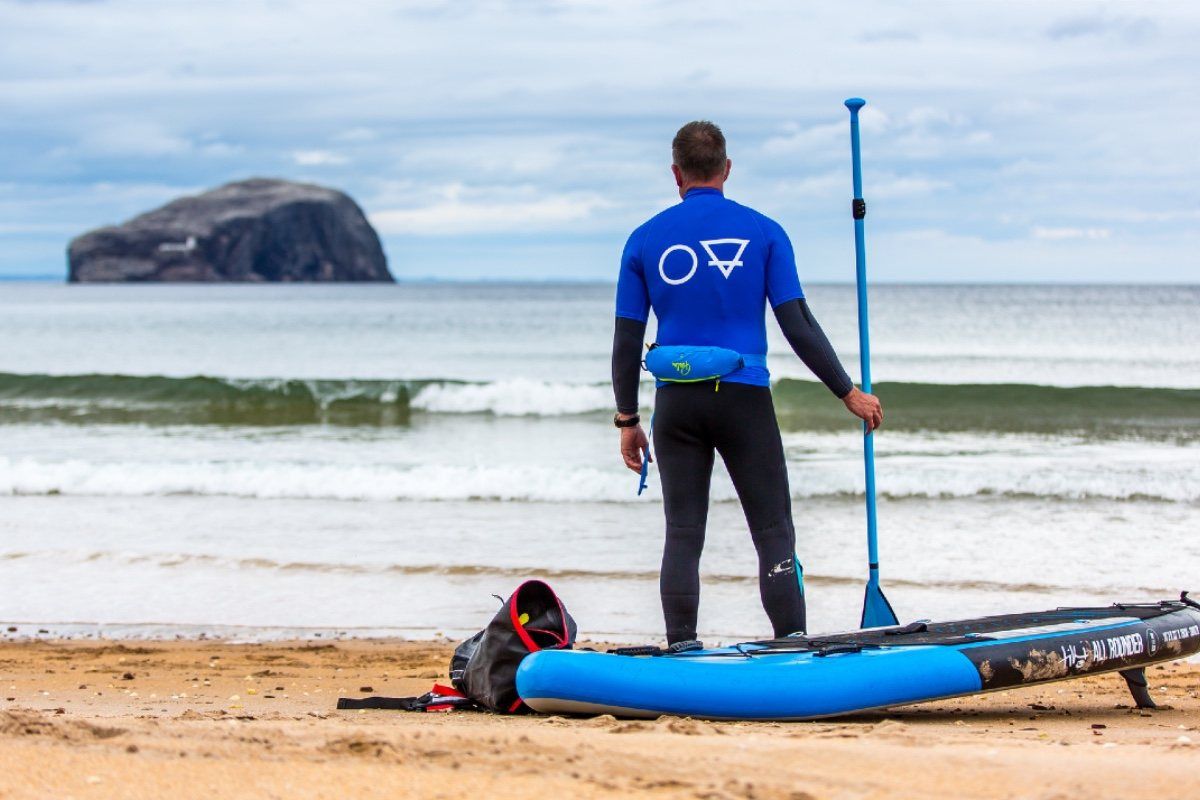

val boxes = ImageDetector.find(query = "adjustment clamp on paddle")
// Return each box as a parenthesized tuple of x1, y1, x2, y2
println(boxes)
(852, 198, 866, 219)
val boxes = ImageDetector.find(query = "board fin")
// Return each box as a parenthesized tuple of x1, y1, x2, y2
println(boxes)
(1119, 667, 1157, 709)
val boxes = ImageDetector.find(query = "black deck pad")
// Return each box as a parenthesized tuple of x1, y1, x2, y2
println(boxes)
(732, 600, 1186, 655)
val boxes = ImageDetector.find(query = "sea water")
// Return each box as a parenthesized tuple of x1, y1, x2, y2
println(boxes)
(0, 283, 1196, 642)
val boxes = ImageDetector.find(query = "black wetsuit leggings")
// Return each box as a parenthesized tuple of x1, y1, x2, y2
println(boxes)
(653, 382, 805, 644)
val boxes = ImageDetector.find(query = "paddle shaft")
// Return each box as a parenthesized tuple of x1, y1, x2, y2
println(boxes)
(845, 99, 882, 578)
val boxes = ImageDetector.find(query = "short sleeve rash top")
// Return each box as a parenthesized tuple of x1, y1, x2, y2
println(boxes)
(614, 188, 804, 386)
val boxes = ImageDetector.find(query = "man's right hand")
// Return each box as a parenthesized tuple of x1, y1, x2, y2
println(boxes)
(842, 387, 883, 432)
(619, 423, 651, 472)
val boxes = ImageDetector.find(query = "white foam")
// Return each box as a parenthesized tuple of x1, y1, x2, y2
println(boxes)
(1, 449, 1195, 504)
(411, 379, 634, 416)
(0, 456, 635, 503)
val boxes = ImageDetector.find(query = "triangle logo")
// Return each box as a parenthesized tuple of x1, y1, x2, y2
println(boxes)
(699, 239, 750, 279)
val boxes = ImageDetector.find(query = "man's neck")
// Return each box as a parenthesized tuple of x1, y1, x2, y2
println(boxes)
(679, 180, 724, 199)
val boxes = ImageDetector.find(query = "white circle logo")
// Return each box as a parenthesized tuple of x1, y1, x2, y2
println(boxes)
(658, 244, 698, 285)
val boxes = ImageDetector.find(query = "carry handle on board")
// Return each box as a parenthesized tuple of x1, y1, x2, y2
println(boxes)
(845, 97, 899, 629)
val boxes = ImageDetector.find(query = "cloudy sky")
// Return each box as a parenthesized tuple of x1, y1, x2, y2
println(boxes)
(1, 0, 1197, 282)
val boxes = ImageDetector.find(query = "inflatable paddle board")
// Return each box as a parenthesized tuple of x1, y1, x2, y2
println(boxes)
(516, 596, 1200, 721)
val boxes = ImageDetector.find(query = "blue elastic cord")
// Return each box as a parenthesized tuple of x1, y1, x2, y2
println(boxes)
(636, 412, 655, 496)
(637, 447, 650, 495)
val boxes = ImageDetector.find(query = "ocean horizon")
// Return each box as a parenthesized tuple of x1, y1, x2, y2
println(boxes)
(4, 274, 1200, 286)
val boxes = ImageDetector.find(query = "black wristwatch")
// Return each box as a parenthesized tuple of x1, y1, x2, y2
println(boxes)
(613, 413, 641, 428)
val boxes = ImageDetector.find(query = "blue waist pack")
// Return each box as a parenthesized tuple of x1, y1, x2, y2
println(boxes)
(643, 344, 764, 385)
(636, 345, 766, 497)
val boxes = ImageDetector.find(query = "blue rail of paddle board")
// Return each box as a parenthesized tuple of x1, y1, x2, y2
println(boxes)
(517, 610, 1200, 720)
(517, 644, 982, 720)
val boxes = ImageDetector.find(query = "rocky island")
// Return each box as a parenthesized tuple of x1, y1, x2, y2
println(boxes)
(67, 178, 393, 282)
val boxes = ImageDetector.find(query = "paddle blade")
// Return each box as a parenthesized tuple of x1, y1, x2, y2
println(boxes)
(861, 580, 899, 628)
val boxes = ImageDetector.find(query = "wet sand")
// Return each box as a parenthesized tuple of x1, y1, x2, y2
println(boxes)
(1, 638, 1197, 799)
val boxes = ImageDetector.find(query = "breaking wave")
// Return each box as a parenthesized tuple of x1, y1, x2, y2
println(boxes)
(1, 371, 1198, 438)
(1, 455, 1195, 503)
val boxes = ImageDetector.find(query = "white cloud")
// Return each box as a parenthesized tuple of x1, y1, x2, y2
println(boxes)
(1046, 12, 1156, 42)
(52, 120, 241, 161)
(773, 171, 844, 196)
(869, 226, 1192, 283)
(902, 107, 968, 130)
(762, 122, 845, 156)
(772, 170, 946, 201)
(199, 141, 243, 157)
(762, 108, 889, 156)
(762, 104, 993, 163)
(393, 135, 574, 178)
(76, 120, 192, 157)
(334, 128, 377, 143)
(1099, 209, 1200, 224)
(0, 222, 80, 235)
(1031, 227, 1112, 241)
(370, 185, 613, 236)
(872, 175, 951, 199)
(291, 150, 349, 166)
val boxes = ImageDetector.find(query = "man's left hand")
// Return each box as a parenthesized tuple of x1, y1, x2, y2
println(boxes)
(842, 387, 883, 432)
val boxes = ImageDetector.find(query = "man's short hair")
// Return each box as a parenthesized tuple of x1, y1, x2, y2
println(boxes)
(672, 121, 727, 181)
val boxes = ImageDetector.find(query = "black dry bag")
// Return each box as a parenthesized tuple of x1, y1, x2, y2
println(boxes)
(451, 579, 576, 713)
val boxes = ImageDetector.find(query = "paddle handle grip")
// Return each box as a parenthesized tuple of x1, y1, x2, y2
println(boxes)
(845, 97, 872, 394)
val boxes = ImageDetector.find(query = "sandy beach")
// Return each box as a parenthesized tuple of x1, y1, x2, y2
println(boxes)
(1, 637, 1197, 799)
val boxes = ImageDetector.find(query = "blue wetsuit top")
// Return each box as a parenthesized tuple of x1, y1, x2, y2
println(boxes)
(614, 188, 804, 387)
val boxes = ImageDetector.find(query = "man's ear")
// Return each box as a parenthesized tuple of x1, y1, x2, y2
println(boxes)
(671, 164, 683, 187)
(723, 159, 731, 180)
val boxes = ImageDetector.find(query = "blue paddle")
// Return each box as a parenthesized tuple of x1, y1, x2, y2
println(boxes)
(845, 97, 899, 629)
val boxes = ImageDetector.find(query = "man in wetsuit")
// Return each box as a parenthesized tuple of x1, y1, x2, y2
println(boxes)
(611, 120, 883, 649)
